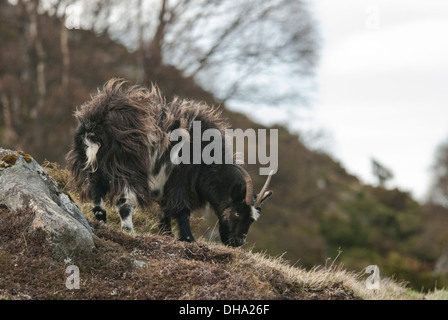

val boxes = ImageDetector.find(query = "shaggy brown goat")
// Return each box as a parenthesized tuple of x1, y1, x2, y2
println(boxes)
(67, 79, 272, 246)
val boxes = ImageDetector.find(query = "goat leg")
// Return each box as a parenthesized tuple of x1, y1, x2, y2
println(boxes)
(89, 173, 107, 222)
(176, 208, 195, 242)
(116, 195, 135, 233)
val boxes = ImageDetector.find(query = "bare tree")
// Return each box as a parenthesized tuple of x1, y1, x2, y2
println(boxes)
(371, 158, 394, 187)
(0, 0, 34, 149)
(24, 0, 47, 118)
(57, 1, 71, 88)
(0, 78, 20, 145)
(0, 0, 88, 159)
(0, 0, 318, 162)
(74, 0, 319, 105)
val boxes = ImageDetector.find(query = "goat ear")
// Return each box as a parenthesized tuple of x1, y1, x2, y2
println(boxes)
(256, 190, 273, 207)
(230, 183, 245, 202)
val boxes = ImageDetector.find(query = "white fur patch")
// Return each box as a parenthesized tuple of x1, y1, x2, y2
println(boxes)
(120, 213, 134, 232)
(148, 164, 168, 200)
(251, 206, 261, 221)
(119, 187, 136, 232)
(83, 135, 100, 172)
(124, 187, 138, 207)
(94, 199, 106, 211)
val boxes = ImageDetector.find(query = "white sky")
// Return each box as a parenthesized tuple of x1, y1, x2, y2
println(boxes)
(313, 0, 448, 201)
(240, 0, 448, 201)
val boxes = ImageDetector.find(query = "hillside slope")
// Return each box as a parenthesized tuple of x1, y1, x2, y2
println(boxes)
(0, 203, 416, 300)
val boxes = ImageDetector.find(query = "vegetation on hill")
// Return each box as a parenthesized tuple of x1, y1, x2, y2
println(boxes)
(0, 189, 421, 300)
(2, 162, 448, 300)
(0, 203, 354, 300)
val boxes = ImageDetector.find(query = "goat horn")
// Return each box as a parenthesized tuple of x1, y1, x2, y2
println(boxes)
(254, 170, 273, 208)
(234, 165, 253, 206)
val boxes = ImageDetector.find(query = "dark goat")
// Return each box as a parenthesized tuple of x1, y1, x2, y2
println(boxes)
(67, 79, 272, 247)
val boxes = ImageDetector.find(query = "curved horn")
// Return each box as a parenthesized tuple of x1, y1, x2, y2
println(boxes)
(254, 171, 273, 208)
(234, 165, 253, 206)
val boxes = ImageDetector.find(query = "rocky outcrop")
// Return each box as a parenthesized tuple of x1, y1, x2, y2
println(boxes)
(0, 148, 94, 258)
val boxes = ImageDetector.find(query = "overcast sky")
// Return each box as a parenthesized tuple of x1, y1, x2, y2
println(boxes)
(314, 0, 448, 201)
(240, 0, 448, 201)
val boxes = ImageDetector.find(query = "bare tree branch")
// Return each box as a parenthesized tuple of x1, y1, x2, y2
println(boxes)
(63, 0, 319, 106)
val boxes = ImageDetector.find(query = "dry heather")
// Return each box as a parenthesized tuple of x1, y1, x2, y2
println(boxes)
(0, 203, 421, 300)
(0, 162, 431, 300)
(0, 204, 354, 300)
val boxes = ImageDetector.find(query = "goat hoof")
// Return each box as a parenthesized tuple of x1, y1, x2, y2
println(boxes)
(93, 210, 106, 222)
(121, 226, 135, 234)
(178, 236, 195, 242)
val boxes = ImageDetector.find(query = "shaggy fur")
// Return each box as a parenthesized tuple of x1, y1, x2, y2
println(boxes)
(67, 79, 271, 246)
(67, 79, 226, 206)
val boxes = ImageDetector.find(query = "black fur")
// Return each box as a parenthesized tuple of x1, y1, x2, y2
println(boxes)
(67, 79, 272, 247)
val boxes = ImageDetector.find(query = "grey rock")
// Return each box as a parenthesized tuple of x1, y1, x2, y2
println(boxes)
(0, 148, 95, 258)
